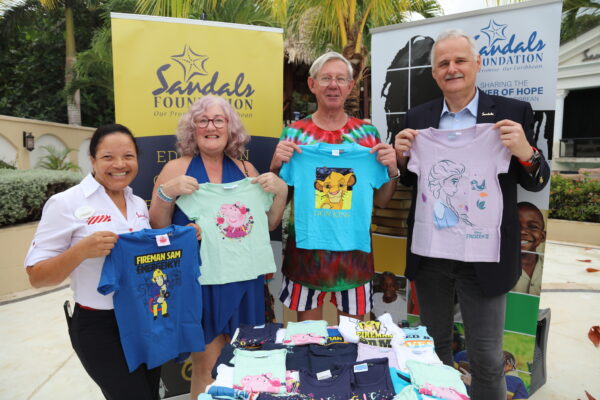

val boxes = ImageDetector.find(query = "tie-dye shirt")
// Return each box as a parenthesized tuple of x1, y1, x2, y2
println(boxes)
(279, 116, 382, 291)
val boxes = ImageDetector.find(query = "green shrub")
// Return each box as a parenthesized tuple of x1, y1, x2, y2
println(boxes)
(0, 169, 82, 227)
(0, 160, 16, 169)
(549, 174, 600, 223)
(37, 145, 81, 171)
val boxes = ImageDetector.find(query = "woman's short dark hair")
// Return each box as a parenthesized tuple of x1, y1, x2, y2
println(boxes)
(89, 124, 139, 158)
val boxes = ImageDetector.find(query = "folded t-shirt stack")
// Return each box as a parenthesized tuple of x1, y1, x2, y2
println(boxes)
(394, 360, 469, 400)
(203, 316, 469, 400)
(339, 313, 405, 347)
(232, 323, 283, 348)
(231, 348, 287, 394)
(283, 320, 329, 345)
(391, 326, 443, 372)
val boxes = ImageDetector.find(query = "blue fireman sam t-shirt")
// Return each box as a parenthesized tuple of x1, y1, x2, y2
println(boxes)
(98, 225, 205, 372)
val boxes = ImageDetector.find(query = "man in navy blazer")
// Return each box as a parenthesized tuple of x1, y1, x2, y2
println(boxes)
(394, 29, 549, 400)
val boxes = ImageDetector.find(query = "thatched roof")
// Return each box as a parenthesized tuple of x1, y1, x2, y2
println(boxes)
(283, 7, 318, 65)
(285, 36, 314, 65)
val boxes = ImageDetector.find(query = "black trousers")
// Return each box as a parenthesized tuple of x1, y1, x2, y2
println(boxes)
(69, 304, 161, 400)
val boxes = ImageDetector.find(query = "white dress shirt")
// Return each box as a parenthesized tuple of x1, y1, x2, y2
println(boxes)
(24, 174, 150, 309)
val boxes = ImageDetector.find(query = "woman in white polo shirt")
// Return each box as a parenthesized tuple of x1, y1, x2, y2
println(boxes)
(24, 124, 160, 400)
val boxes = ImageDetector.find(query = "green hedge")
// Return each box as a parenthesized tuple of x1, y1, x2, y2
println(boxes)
(0, 169, 83, 227)
(549, 174, 600, 223)
(0, 160, 16, 169)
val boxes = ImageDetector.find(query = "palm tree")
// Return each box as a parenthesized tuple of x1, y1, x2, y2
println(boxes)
(560, 0, 600, 43)
(34, 0, 84, 125)
(136, 0, 278, 26)
(496, 0, 600, 43)
(1, 0, 89, 124)
(36, 145, 81, 171)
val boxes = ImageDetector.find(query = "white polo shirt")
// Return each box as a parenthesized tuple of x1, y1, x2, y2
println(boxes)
(24, 174, 150, 309)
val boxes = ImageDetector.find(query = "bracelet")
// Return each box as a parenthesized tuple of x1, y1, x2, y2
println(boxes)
(157, 185, 175, 203)
(389, 169, 401, 180)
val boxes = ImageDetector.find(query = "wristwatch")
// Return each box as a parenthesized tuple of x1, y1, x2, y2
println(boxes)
(519, 147, 541, 167)
(389, 169, 401, 180)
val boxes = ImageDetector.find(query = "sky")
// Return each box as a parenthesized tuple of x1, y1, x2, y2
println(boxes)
(407, 0, 494, 21)
(439, 0, 494, 16)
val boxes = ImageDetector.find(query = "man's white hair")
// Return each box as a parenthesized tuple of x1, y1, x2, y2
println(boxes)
(431, 29, 479, 68)
(309, 51, 353, 79)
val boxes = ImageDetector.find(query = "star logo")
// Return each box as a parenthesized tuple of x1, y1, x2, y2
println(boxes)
(480, 20, 508, 47)
(171, 45, 209, 82)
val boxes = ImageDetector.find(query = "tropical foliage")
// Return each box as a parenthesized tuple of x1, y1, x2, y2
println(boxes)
(1, 0, 596, 124)
(561, 0, 600, 43)
(549, 174, 600, 223)
(0, 160, 16, 169)
(0, 0, 112, 126)
(36, 145, 81, 171)
(65, 0, 138, 105)
(0, 169, 82, 226)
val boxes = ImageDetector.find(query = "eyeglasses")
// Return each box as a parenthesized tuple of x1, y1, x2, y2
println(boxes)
(316, 76, 352, 87)
(196, 117, 228, 129)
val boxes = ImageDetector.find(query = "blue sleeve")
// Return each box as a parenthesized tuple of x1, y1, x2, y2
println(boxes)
(97, 243, 121, 295)
(279, 159, 294, 186)
(514, 378, 529, 399)
(506, 375, 529, 399)
(372, 153, 391, 189)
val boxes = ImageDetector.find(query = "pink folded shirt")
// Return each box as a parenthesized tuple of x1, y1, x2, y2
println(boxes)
(419, 383, 470, 400)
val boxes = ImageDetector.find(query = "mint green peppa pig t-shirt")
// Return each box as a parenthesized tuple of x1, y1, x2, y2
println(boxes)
(231, 348, 287, 393)
(176, 178, 275, 285)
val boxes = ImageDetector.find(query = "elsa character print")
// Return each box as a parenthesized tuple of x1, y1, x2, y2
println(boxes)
(427, 160, 473, 229)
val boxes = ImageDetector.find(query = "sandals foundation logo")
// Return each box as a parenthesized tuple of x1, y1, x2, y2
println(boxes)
(151, 44, 255, 117)
(475, 20, 546, 73)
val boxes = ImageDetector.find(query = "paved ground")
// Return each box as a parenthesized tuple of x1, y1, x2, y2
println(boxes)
(1, 241, 598, 400)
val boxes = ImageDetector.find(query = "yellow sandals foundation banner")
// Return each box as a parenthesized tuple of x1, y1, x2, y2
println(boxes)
(111, 13, 283, 203)
(112, 13, 283, 138)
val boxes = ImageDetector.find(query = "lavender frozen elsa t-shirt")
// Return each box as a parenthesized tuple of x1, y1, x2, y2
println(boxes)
(407, 123, 511, 262)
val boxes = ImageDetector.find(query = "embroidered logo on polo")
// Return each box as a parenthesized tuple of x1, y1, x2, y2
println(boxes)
(87, 214, 112, 225)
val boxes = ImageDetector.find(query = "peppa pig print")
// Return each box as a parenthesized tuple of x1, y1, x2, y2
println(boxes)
(215, 201, 254, 239)
(234, 373, 282, 393)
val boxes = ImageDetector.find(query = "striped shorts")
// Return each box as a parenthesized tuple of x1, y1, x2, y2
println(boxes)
(279, 276, 373, 316)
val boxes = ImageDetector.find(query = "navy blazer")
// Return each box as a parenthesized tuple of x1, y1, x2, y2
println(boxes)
(401, 89, 550, 296)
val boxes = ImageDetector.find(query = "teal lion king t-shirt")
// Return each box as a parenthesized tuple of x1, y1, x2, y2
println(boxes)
(280, 142, 389, 253)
